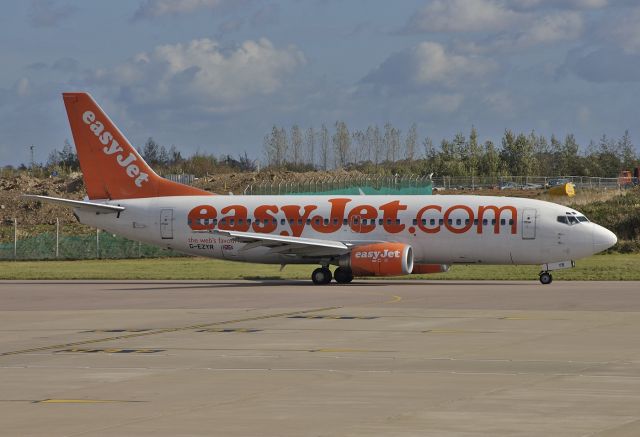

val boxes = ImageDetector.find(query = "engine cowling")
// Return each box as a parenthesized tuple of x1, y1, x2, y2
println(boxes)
(411, 264, 450, 274)
(339, 243, 414, 277)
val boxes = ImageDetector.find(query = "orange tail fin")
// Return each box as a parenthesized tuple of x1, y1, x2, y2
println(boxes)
(63, 92, 212, 200)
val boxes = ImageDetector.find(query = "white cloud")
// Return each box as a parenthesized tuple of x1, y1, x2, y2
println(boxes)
(405, 0, 523, 33)
(423, 93, 464, 114)
(132, 0, 239, 20)
(484, 91, 515, 116)
(515, 10, 583, 46)
(90, 38, 305, 106)
(16, 78, 30, 97)
(413, 42, 496, 85)
(362, 42, 496, 90)
(513, 0, 607, 9)
(28, 0, 76, 28)
(610, 7, 640, 54)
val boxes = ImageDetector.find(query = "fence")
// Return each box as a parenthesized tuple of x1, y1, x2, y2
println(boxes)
(0, 219, 182, 261)
(430, 175, 624, 191)
(244, 175, 433, 195)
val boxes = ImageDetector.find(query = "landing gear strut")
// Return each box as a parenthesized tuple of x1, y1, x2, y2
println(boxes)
(539, 271, 553, 285)
(334, 267, 353, 284)
(311, 267, 332, 285)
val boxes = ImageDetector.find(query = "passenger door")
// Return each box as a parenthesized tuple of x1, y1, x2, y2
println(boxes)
(522, 208, 536, 240)
(160, 208, 174, 239)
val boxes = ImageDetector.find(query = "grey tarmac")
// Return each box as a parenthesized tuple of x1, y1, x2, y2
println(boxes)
(1, 280, 640, 436)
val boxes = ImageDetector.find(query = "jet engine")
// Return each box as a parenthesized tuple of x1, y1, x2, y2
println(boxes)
(339, 243, 414, 277)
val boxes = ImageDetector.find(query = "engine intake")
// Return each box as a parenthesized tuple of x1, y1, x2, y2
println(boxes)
(339, 243, 414, 277)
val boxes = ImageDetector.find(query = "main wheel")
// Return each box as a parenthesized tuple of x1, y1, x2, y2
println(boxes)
(311, 267, 332, 285)
(539, 272, 553, 285)
(334, 267, 354, 284)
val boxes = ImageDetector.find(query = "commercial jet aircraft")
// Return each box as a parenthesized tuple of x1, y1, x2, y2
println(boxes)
(25, 93, 618, 284)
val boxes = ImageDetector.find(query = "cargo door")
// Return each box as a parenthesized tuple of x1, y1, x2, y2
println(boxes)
(522, 208, 536, 240)
(160, 209, 174, 239)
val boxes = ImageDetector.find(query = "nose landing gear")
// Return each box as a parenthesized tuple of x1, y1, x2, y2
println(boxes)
(539, 271, 553, 285)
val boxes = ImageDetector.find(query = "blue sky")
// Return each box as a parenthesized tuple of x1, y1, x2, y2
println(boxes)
(1, 0, 639, 166)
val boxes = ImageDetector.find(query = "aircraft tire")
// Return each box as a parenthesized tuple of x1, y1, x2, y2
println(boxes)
(334, 267, 354, 284)
(539, 272, 553, 285)
(312, 267, 332, 285)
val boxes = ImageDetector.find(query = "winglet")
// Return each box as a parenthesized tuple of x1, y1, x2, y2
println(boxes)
(62, 92, 212, 200)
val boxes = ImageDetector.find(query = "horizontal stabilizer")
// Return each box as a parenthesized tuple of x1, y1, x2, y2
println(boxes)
(22, 195, 125, 214)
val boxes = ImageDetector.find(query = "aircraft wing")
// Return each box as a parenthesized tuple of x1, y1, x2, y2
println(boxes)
(210, 229, 355, 257)
(22, 195, 125, 214)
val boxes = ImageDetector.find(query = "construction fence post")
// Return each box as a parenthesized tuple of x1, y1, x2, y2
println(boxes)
(56, 218, 59, 259)
(13, 218, 17, 260)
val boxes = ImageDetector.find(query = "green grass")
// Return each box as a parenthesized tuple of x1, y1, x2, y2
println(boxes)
(0, 253, 638, 280)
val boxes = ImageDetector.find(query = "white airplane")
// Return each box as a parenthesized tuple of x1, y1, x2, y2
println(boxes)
(26, 92, 617, 285)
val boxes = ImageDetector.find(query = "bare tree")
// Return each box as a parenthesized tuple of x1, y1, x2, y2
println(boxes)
(405, 123, 417, 161)
(304, 127, 316, 167)
(291, 124, 303, 165)
(368, 125, 382, 164)
(352, 130, 367, 164)
(333, 121, 351, 168)
(320, 124, 330, 170)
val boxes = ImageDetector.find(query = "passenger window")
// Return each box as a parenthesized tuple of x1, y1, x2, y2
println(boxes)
(473, 219, 478, 225)
(439, 219, 444, 225)
(483, 219, 488, 225)
(491, 219, 496, 225)
(333, 218, 338, 224)
(500, 219, 506, 225)
(306, 219, 311, 225)
(431, 219, 436, 226)
(343, 218, 348, 225)
(362, 219, 368, 225)
(378, 219, 384, 225)
(456, 219, 461, 225)
(324, 218, 329, 225)
(280, 218, 285, 225)
(448, 219, 453, 225)
(314, 218, 320, 225)
(422, 219, 427, 225)
(465, 219, 469, 225)
(396, 219, 400, 225)
(508, 219, 513, 225)
(412, 219, 418, 225)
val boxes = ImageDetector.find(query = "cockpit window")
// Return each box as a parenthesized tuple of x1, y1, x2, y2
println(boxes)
(558, 214, 589, 225)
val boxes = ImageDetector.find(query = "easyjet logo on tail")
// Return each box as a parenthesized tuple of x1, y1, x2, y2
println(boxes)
(82, 111, 149, 188)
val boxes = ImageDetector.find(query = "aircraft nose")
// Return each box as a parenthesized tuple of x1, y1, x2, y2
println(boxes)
(592, 225, 617, 253)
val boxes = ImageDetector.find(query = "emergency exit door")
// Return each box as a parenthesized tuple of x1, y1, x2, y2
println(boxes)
(160, 209, 174, 239)
(522, 208, 536, 239)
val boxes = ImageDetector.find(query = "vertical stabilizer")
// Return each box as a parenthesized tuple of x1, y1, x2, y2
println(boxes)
(63, 92, 212, 200)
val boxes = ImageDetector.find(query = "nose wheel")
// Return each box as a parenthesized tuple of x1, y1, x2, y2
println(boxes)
(539, 271, 553, 285)
(311, 267, 333, 285)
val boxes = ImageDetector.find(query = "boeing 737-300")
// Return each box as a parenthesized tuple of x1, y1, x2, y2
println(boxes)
(25, 93, 618, 284)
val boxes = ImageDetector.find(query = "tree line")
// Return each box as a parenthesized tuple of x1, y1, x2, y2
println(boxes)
(263, 122, 638, 178)
(13, 124, 640, 178)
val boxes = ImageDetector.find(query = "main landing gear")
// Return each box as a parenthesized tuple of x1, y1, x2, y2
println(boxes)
(311, 266, 353, 285)
(539, 271, 553, 285)
(311, 267, 332, 285)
